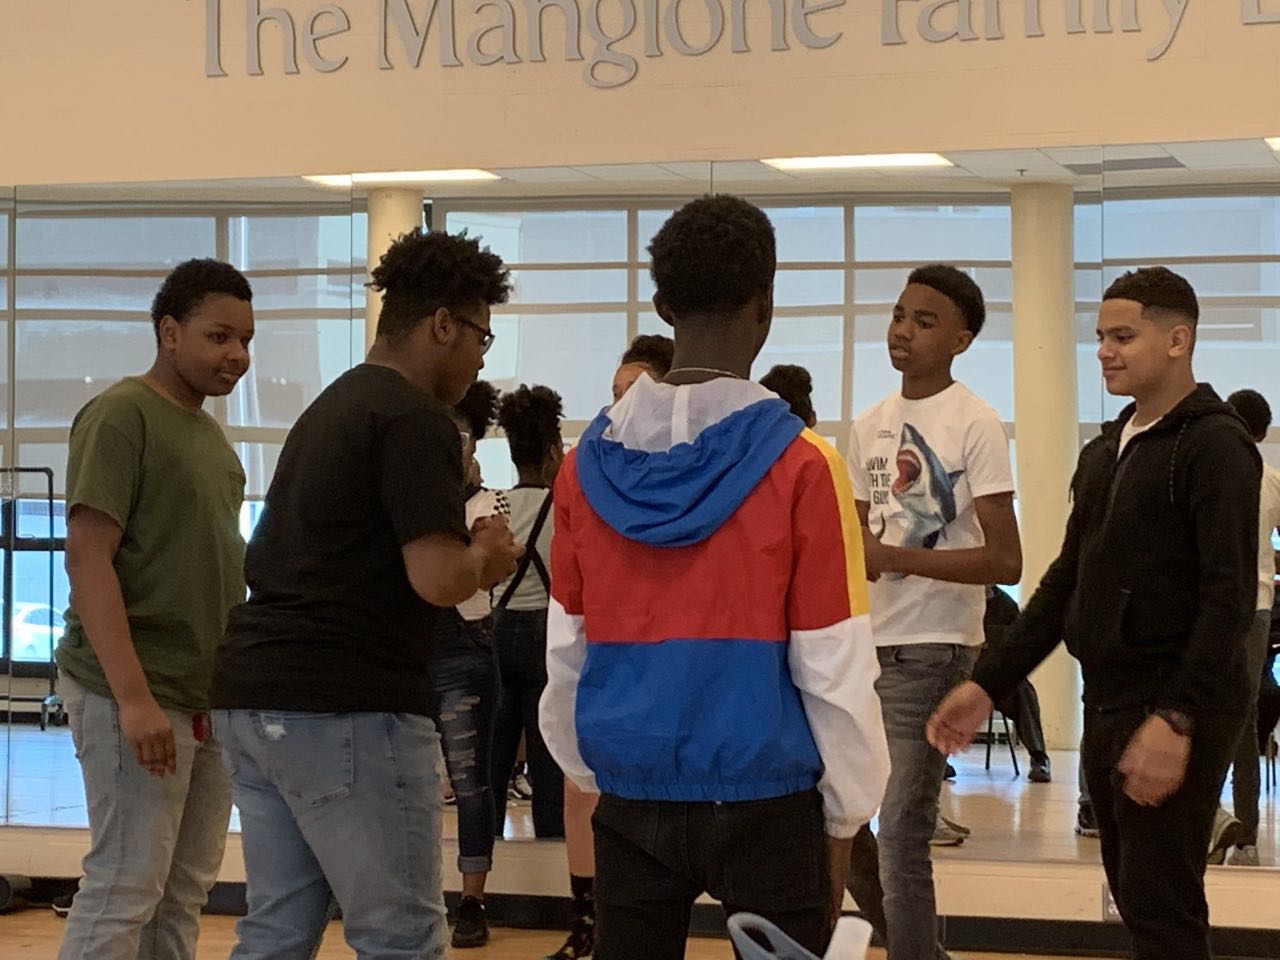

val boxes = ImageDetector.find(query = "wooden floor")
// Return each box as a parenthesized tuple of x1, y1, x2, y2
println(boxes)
(6, 724, 1279, 869)
(0, 911, 1090, 960)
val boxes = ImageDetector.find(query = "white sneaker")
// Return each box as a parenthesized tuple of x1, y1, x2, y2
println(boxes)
(1207, 807, 1242, 865)
(1228, 844, 1260, 867)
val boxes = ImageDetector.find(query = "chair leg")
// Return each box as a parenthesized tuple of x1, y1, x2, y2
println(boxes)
(985, 712, 993, 771)
(1002, 713, 1019, 778)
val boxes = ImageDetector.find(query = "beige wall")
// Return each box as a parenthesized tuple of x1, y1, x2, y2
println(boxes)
(4, 1, 1280, 185)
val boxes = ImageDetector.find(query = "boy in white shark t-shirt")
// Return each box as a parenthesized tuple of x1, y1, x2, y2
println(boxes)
(847, 265, 1022, 960)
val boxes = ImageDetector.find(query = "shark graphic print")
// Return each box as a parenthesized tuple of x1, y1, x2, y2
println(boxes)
(849, 383, 1015, 645)
(890, 423, 964, 550)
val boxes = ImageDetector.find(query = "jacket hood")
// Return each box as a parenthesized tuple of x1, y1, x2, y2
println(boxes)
(1103, 383, 1244, 439)
(574, 374, 804, 547)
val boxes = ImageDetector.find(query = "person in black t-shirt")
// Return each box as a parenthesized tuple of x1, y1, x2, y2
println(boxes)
(211, 228, 523, 960)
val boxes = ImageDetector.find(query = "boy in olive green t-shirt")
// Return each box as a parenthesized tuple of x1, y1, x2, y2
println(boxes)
(55, 259, 254, 960)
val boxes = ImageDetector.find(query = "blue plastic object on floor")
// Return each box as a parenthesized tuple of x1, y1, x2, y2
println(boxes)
(727, 914, 872, 960)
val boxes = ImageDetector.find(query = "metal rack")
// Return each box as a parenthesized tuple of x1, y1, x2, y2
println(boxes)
(2, 467, 63, 729)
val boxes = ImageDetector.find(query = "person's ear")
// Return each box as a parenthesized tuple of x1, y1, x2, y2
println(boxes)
(156, 316, 180, 353)
(1168, 323, 1194, 359)
(652, 295, 674, 328)
(430, 306, 453, 345)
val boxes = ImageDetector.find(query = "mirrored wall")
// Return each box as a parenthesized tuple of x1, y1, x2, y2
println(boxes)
(3, 143, 1279, 874)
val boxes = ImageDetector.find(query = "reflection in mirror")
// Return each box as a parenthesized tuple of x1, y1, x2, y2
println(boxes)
(5, 178, 358, 829)
(1101, 140, 1280, 871)
(1, 184, 12, 827)
(435, 163, 714, 843)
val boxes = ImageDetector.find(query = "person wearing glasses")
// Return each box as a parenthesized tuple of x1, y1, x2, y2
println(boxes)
(210, 228, 523, 959)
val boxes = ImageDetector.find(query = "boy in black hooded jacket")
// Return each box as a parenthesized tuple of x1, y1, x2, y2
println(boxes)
(928, 267, 1260, 960)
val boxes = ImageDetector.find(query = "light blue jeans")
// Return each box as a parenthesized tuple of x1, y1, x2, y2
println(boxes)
(873, 643, 977, 960)
(214, 709, 448, 960)
(58, 677, 232, 960)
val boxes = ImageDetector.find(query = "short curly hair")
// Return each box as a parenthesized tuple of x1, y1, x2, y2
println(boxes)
(454, 379, 500, 440)
(369, 228, 511, 342)
(150, 259, 252, 341)
(1103, 266, 1199, 328)
(907, 264, 986, 337)
(760, 364, 815, 425)
(620, 334, 674, 378)
(648, 195, 775, 319)
(498, 385, 563, 470)
(1227, 389, 1272, 440)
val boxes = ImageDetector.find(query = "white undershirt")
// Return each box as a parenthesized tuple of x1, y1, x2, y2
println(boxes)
(1118, 416, 1162, 459)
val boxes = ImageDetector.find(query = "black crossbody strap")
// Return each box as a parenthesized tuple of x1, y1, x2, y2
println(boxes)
(495, 492, 553, 609)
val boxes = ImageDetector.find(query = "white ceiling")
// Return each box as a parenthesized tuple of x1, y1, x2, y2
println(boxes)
(10, 139, 1280, 203)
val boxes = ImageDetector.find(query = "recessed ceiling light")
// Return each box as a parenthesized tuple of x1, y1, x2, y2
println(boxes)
(304, 170, 500, 187)
(761, 153, 953, 171)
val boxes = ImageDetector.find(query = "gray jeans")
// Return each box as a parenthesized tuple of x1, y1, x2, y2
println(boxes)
(57, 677, 232, 960)
(1229, 609, 1273, 845)
(860, 643, 977, 960)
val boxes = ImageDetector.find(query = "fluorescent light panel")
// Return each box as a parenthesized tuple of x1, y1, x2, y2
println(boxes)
(304, 169, 500, 187)
(761, 153, 953, 171)
(1266, 138, 1280, 152)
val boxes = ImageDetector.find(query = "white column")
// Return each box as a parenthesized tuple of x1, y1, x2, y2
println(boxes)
(1011, 182, 1082, 751)
(364, 187, 425, 353)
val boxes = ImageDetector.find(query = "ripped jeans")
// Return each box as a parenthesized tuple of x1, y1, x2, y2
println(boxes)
(433, 613, 498, 874)
(213, 710, 447, 960)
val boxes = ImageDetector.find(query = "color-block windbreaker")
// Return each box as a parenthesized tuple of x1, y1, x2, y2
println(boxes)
(538, 375, 889, 838)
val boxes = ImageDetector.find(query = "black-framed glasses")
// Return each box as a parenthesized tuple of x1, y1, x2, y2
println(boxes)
(456, 316, 496, 355)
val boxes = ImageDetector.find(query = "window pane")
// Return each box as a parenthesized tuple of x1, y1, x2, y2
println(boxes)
(854, 205, 1011, 262)
(1075, 202, 1102, 262)
(509, 269, 627, 304)
(240, 500, 267, 543)
(953, 312, 1013, 421)
(638, 209, 677, 252)
(16, 274, 160, 312)
(16, 444, 69, 497)
(15, 320, 152, 428)
(226, 319, 355, 429)
(753, 316, 844, 420)
(246, 273, 357, 312)
(775, 270, 844, 307)
(228, 214, 357, 270)
(1186, 309, 1280, 415)
(15, 498, 67, 540)
(0, 209, 9, 264)
(16, 215, 216, 268)
(446, 210, 627, 264)
(10, 550, 70, 664)
(234, 442, 284, 499)
(1102, 196, 1280, 259)
(762, 207, 845, 262)
(476, 436, 516, 490)
(485, 314, 626, 420)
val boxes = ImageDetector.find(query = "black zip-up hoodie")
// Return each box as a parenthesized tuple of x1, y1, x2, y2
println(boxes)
(974, 384, 1261, 719)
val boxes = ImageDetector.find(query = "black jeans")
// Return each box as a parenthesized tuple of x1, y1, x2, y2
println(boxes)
(489, 607, 564, 838)
(433, 611, 498, 874)
(996, 679, 1048, 760)
(592, 790, 831, 960)
(1083, 707, 1243, 960)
